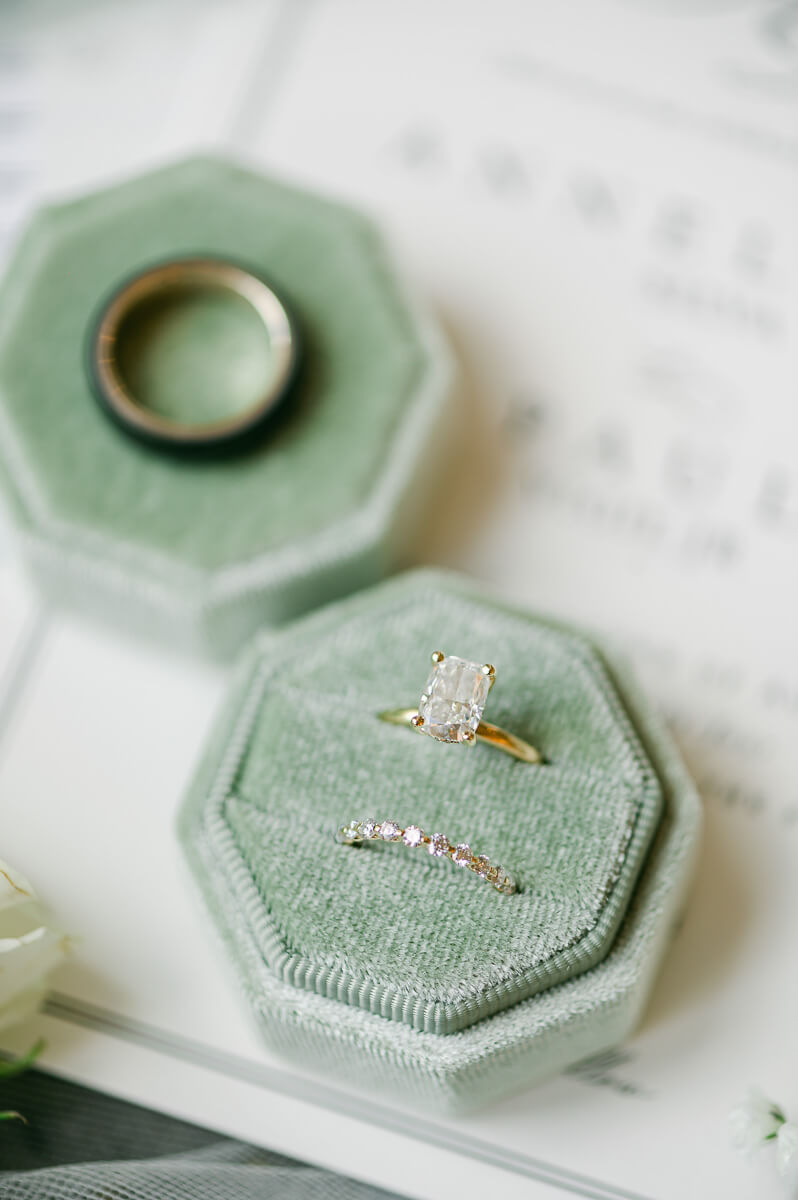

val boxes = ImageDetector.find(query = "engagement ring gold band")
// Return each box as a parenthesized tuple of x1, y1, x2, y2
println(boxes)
(378, 651, 543, 765)
(336, 818, 517, 895)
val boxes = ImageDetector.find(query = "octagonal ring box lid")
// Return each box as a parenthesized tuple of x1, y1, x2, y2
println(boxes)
(180, 570, 702, 1109)
(0, 157, 452, 659)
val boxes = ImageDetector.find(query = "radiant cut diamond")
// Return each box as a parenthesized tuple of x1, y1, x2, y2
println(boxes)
(429, 832, 450, 858)
(403, 825, 424, 848)
(379, 820, 401, 841)
(418, 655, 491, 743)
(452, 843, 472, 868)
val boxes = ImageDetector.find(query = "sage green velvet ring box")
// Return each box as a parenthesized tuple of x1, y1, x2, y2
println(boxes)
(0, 157, 452, 657)
(179, 569, 701, 1112)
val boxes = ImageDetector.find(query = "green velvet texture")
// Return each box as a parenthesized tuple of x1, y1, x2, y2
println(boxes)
(208, 577, 662, 1035)
(180, 571, 701, 1105)
(0, 158, 451, 656)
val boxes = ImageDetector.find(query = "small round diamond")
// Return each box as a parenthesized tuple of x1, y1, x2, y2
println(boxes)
(360, 819, 378, 839)
(379, 820, 401, 841)
(340, 822, 361, 843)
(452, 843, 472, 868)
(429, 832, 449, 858)
(403, 825, 424, 848)
(471, 854, 490, 877)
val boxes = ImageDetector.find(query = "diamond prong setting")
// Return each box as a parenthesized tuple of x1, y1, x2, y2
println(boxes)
(429, 832, 450, 858)
(417, 652, 494, 745)
(402, 825, 424, 848)
(452, 843, 473, 868)
(336, 820, 516, 894)
(336, 821, 362, 844)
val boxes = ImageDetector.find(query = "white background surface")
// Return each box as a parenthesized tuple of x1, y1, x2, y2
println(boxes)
(1, 2, 797, 1197)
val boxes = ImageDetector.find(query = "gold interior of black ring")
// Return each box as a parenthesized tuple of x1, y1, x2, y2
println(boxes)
(92, 260, 296, 443)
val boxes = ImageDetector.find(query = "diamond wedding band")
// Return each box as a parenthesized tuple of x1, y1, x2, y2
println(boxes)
(336, 818, 517, 895)
(379, 651, 543, 764)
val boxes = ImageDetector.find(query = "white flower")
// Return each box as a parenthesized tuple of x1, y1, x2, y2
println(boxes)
(777, 1123, 798, 1192)
(0, 857, 69, 1032)
(729, 1088, 786, 1155)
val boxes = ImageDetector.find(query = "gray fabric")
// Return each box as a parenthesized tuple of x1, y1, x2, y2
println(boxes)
(0, 1069, 401, 1200)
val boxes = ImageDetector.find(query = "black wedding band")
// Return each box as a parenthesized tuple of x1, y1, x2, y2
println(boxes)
(87, 257, 300, 453)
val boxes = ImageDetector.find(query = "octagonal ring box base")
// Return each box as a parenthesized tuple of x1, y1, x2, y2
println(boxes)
(179, 569, 701, 1113)
(0, 157, 452, 659)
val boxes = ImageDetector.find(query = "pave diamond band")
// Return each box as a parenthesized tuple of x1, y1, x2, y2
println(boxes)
(378, 651, 543, 765)
(335, 819, 517, 895)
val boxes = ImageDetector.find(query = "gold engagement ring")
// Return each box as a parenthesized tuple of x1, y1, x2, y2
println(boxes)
(379, 651, 543, 764)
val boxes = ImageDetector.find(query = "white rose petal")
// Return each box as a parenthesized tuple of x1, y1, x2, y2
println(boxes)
(729, 1088, 785, 1155)
(0, 861, 34, 911)
(777, 1123, 798, 1192)
(0, 982, 49, 1034)
(0, 856, 69, 1032)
